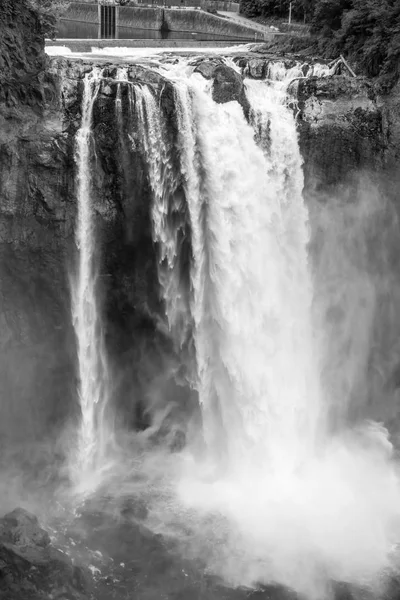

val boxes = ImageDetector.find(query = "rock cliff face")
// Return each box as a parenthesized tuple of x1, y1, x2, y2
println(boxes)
(296, 76, 400, 191)
(293, 72, 400, 429)
(0, 0, 76, 451)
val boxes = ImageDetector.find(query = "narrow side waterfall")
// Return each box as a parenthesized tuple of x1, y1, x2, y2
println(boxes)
(71, 69, 112, 486)
(134, 85, 189, 346)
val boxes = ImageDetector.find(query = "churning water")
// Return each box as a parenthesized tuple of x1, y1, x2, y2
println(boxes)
(70, 58, 400, 598)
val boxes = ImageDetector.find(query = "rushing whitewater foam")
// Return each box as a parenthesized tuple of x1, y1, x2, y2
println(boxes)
(134, 63, 400, 597)
(172, 73, 320, 468)
(71, 69, 112, 487)
(66, 61, 400, 597)
(264, 59, 334, 84)
(132, 84, 192, 349)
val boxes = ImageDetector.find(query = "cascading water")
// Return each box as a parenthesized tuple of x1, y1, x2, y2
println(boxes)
(134, 85, 189, 347)
(66, 58, 400, 598)
(71, 68, 112, 488)
(174, 72, 320, 468)
(130, 62, 400, 596)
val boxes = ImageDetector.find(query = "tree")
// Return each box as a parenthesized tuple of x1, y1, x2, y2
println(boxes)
(312, 0, 400, 81)
(27, 0, 69, 38)
(311, 0, 352, 33)
(240, 0, 316, 20)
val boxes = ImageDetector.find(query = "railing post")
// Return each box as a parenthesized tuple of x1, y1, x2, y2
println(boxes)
(98, 1, 101, 38)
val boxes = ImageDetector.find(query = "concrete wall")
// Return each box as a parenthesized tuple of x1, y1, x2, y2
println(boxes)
(119, 6, 163, 30)
(134, 0, 240, 11)
(163, 9, 260, 39)
(62, 3, 98, 23)
(60, 3, 269, 39)
(69, 0, 239, 8)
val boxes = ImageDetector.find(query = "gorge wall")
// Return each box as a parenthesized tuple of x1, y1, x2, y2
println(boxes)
(0, 0, 75, 453)
(2, 0, 400, 463)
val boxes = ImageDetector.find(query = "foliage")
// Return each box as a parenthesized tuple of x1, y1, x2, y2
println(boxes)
(240, 0, 317, 21)
(313, 0, 400, 80)
(27, 0, 70, 38)
(239, 0, 400, 83)
(311, 0, 351, 32)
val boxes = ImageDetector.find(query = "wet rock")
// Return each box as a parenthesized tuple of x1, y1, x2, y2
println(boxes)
(193, 58, 223, 79)
(0, 508, 50, 548)
(100, 82, 115, 97)
(297, 75, 376, 103)
(193, 60, 250, 117)
(247, 58, 266, 79)
(127, 65, 168, 89)
(103, 66, 118, 79)
(0, 0, 48, 109)
(296, 76, 387, 189)
(211, 64, 250, 118)
(0, 508, 89, 600)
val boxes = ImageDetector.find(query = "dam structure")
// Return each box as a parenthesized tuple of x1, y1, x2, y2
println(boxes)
(55, 0, 279, 42)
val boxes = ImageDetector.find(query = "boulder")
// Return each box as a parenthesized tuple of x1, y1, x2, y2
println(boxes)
(0, 508, 88, 599)
(193, 60, 250, 118)
(193, 58, 223, 79)
(247, 58, 266, 79)
(0, 508, 50, 548)
(211, 64, 250, 118)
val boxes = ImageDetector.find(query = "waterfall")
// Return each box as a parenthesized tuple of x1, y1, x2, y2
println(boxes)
(71, 68, 112, 486)
(133, 84, 192, 350)
(132, 64, 400, 595)
(141, 66, 322, 470)
(66, 60, 400, 596)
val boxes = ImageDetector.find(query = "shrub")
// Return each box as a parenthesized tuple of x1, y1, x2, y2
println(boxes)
(27, 0, 70, 38)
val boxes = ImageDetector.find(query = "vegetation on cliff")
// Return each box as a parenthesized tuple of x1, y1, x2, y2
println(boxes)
(239, 0, 400, 84)
(312, 0, 400, 81)
(27, 0, 69, 38)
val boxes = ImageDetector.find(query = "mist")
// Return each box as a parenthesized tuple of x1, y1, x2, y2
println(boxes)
(136, 174, 400, 599)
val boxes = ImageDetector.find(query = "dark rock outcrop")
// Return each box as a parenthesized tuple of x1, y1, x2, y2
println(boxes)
(0, 0, 77, 449)
(0, 0, 48, 109)
(193, 57, 224, 79)
(0, 508, 88, 599)
(296, 75, 400, 191)
(297, 76, 384, 190)
(194, 59, 251, 117)
(194, 58, 250, 118)
(211, 64, 250, 118)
